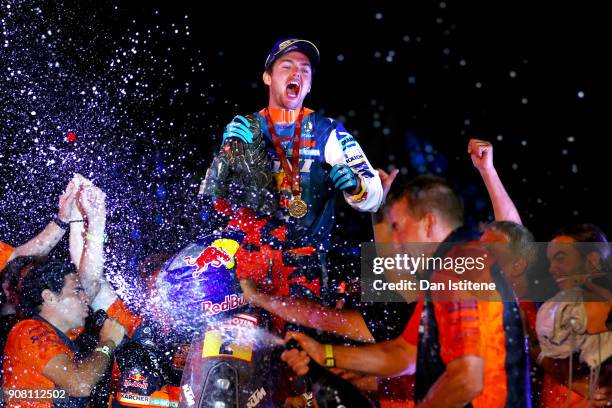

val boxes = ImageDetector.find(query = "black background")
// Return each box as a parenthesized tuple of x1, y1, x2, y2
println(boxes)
(0, 0, 608, 267)
(117, 0, 609, 239)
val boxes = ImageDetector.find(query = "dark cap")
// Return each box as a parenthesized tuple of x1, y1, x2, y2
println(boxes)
(264, 38, 320, 71)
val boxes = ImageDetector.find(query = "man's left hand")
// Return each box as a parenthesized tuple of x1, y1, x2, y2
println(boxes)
(467, 138, 494, 173)
(329, 164, 360, 194)
(377, 167, 399, 202)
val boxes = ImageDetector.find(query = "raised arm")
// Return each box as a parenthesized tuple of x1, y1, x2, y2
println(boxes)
(68, 174, 93, 267)
(369, 167, 419, 302)
(468, 138, 522, 224)
(76, 185, 117, 310)
(371, 167, 399, 240)
(9, 181, 78, 260)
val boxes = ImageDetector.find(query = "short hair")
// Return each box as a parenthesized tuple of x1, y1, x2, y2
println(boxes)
(387, 174, 464, 228)
(553, 223, 610, 271)
(1, 256, 47, 306)
(483, 221, 538, 266)
(19, 260, 77, 317)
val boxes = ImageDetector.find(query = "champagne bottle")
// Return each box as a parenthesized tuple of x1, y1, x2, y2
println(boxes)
(285, 339, 374, 408)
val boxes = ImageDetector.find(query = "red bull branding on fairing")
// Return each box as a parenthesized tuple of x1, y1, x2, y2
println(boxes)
(123, 373, 149, 390)
(202, 294, 246, 316)
(183, 238, 240, 278)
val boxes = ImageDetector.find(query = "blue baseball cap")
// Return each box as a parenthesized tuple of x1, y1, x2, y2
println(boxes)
(264, 38, 320, 71)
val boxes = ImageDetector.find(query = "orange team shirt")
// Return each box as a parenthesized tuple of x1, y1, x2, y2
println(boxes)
(429, 302, 509, 407)
(1, 241, 14, 271)
(2, 319, 79, 408)
(584, 301, 612, 334)
(420, 244, 509, 408)
(2, 299, 150, 408)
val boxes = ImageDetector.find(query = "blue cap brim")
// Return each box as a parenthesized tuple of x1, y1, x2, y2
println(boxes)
(265, 39, 320, 71)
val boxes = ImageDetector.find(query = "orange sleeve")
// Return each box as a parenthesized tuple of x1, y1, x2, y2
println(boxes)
(0, 241, 15, 271)
(401, 301, 423, 346)
(430, 243, 487, 363)
(433, 300, 483, 364)
(9, 320, 73, 373)
(106, 298, 143, 337)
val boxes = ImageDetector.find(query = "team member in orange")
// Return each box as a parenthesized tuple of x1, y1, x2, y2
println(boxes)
(281, 175, 529, 407)
(2, 260, 126, 408)
(1, 178, 85, 389)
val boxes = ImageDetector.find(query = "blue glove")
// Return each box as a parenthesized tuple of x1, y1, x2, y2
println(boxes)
(221, 115, 254, 144)
(329, 164, 359, 192)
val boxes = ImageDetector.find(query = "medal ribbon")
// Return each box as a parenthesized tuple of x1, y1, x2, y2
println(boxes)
(264, 108, 305, 197)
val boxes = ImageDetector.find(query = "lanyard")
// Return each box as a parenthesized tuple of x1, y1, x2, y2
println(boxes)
(264, 108, 305, 197)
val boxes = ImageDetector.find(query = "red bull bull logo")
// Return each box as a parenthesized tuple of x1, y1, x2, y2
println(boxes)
(184, 238, 239, 278)
(123, 373, 149, 390)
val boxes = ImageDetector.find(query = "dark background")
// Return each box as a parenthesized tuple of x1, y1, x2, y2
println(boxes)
(113, 0, 609, 238)
(0, 1, 607, 286)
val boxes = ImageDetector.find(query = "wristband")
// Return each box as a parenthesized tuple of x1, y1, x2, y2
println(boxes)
(52, 216, 69, 230)
(351, 180, 367, 202)
(95, 344, 112, 358)
(324, 344, 335, 368)
(85, 233, 107, 244)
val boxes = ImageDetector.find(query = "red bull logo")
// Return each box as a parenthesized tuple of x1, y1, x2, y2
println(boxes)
(123, 373, 149, 390)
(202, 294, 246, 316)
(184, 238, 239, 278)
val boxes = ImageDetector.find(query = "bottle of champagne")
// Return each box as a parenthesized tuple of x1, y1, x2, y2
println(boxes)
(285, 339, 374, 408)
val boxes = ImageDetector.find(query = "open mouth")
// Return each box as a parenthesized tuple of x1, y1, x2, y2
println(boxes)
(554, 275, 573, 283)
(554, 272, 592, 284)
(286, 81, 300, 98)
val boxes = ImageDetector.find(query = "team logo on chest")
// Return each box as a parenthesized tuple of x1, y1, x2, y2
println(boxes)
(303, 120, 313, 134)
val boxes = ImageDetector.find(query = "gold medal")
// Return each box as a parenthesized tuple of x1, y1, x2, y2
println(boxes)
(264, 108, 308, 219)
(289, 195, 308, 218)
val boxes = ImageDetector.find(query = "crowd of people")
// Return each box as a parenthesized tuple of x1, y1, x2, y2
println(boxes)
(1, 37, 611, 408)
